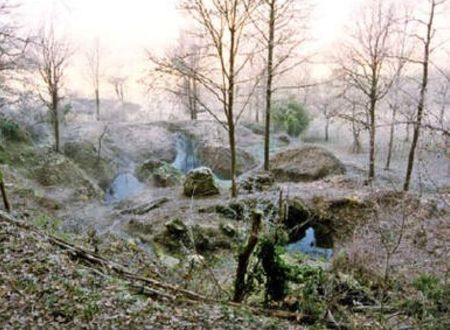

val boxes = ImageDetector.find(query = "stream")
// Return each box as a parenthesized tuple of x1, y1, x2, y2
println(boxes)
(105, 133, 202, 204)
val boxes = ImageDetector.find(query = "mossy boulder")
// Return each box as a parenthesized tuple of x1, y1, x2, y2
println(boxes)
(270, 146, 346, 182)
(153, 218, 233, 253)
(153, 164, 184, 187)
(183, 167, 220, 197)
(197, 145, 257, 179)
(136, 159, 183, 187)
(63, 141, 116, 190)
(31, 153, 103, 200)
(238, 170, 275, 193)
(136, 158, 164, 181)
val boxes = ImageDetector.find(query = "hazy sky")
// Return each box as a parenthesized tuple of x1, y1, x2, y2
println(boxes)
(18, 0, 446, 103)
(20, 0, 365, 52)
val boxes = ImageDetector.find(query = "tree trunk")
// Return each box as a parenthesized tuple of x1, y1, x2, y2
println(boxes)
(403, 0, 435, 192)
(368, 98, 376, 181)
(229, 120, 238, 198)
(351, 120, 362, 154)
(385, 106, 397, 170)
(0, 172, 11, 213)
(405, 122, 410, 142)
(95, 88, 100, 121)
(53, 106, 60, 153)
(233, 210, 262, 302)
(228, 16, 238, 198)
(325, 119, 329, 142)
(263, 0, 275, 172)
(192, 79, 198, 121)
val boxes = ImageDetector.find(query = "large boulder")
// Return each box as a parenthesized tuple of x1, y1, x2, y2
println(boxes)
(136, 158, 164, 181)
(238, 170, 275, 193)
(31, 153, 103, 200)
(153, 218, 232, 253)
(197, 144, 257, 179)
(270, 146, 346, 182)
(63, 141, 116, 190)
(183, 167, 220, 197)
(136, 158, 183, 187)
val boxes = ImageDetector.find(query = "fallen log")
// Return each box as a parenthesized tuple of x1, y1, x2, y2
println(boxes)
(0, 210, 309, 322)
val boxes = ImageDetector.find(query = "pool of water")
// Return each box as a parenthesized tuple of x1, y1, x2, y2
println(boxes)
(286, 226, 334, 260)
(105, 172, 145, 204)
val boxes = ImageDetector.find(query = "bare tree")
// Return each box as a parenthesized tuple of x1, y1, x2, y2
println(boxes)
(0, 1, 28, 107)
(336, 0, 401, 182)
(86, 38, 102, 120)
(403, 0, 447, 191)
(150, 32, 205, 120)
(150, 0, 260, 197)
(32, 25, 71, 153)
(109, 76, 126, 104)
(253, 0, 308, 171)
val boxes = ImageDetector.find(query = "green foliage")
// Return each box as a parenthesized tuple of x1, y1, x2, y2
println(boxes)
(292, 265, 327, 320)
(272, 98, 310, 137)
(257, 236, 291, 302)
(0, 117, 28, 142)
(32, 214, 61, 234)
(402, 275, 450, 329)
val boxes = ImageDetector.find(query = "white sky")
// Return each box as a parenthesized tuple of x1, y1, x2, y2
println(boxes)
(18, 0, 447, 103)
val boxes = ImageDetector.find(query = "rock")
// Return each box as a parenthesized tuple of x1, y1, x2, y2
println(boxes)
(191, 225, 232, 252)
(160, 255, 181, 269)
(136, 158, 164, 181)
(183, 167, 220, 197)
(63, 141, 116, 190)
(242, 122, 265, 135)
(238, 170, 275, 193)
(31, 153, 103, 200)
(278, 134, 290, 144)
(197, 145, 257, 179)
(154, 221, 233, 253)
(270, 146, 346, 182)
(153, 164, 184, 187)
(187, 254, 205, 267)
(136, 159, 183, 187)
(220, 223, 237, 237)
(165, 218, 188, 236)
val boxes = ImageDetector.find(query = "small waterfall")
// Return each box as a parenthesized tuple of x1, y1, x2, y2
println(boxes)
(172, 133, 201, 173)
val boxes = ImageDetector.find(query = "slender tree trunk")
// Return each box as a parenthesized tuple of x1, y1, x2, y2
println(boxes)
(405, 122, 410, 142)
(368, 98, 377, 181)
(228, 121, 238, 198)
(385, 106, 397, 170)
(325, 118, 330, 142)
(233, 210, 262, 302)
(0, 173, 11, 212)
(51, 88, 60, 153)
(192, 79, 198, 120)
(95, 88, 100, 121)
(403, 0, 435, 192)
(228, 23, 237, 198)
(263, 0, 275, 172)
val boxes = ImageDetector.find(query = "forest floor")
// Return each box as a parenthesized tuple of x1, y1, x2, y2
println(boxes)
(1, 119, 450, 329)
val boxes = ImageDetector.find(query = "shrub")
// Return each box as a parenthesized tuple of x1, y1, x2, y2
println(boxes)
(0, 116, 29, 142)
(272, 98, 310, 137)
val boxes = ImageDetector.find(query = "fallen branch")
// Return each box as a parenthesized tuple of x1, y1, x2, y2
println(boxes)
(0, 210, 308, 322)
(120, 197, 170, 215)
